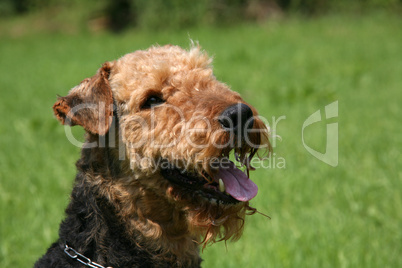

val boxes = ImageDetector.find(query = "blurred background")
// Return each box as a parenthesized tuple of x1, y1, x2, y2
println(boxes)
(1, 0, 402, 33)
(0, 0, 401, 267)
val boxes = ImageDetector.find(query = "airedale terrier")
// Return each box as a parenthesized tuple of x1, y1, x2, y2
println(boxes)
(35, 45, 271, 267)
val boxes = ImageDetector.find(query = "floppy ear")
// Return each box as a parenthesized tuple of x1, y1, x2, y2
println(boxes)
(53, 62, 114, 135)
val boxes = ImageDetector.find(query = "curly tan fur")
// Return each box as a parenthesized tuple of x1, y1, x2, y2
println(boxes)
(36, 45, 271, 268)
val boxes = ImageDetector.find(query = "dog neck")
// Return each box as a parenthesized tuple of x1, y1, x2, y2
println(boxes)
(70, 132, 202, 267)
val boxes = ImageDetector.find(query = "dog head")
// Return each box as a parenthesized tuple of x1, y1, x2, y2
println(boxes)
(53, 45, 271, 246)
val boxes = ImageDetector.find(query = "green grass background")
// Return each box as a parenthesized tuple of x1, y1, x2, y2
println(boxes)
(1, 12, 401, 267)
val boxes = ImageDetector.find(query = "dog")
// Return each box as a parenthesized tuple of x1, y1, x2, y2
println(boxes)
(35, 45, 271, 267)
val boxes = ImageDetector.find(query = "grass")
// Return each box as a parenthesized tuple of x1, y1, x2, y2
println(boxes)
(0, 12, 401, 267)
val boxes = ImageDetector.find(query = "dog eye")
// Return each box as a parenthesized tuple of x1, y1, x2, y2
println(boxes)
(141, 95, 165, 109)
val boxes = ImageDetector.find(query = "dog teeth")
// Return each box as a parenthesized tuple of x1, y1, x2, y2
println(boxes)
(219, 179, 225, 193)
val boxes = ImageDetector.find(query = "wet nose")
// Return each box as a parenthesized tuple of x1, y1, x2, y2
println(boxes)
(218, 103, 254, 136)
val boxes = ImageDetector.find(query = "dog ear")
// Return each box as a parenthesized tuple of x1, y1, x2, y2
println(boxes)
(53, 62, 114, 135)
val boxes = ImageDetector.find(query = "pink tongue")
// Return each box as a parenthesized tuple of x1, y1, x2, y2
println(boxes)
(213, 161, 258, 202)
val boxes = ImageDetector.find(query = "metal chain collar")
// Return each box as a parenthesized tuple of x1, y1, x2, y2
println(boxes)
(64, 244, 113, 268)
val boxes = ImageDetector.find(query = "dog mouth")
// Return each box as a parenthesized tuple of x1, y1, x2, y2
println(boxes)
(160, 158, 258, 204)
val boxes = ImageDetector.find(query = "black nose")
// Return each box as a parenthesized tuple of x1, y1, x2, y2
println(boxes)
(218, 103, 254, 137)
